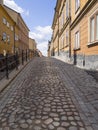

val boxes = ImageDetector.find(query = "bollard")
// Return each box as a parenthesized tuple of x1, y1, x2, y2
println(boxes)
(6, 54, 9, 79)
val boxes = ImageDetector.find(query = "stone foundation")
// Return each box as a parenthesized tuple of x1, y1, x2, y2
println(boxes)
(53, 52, 98, 70)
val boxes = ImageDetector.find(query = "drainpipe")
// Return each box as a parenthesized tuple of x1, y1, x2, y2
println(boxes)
(14, 23, 16, 54)
(69, 0, 71, 58)
(57, 12, 59, 56)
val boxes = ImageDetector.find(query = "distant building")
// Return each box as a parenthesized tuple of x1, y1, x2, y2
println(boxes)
(29, 38, 37, 57)
(36, 49, 42, 57)
(50, 0, 98, 69)
(29, 38, 37, 51)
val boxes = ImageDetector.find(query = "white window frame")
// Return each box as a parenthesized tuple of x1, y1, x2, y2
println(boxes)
(88, 10, 98, 45)
(61, 35, 64, 49)
(7, 35, 10, 44)
(7, 22, 10, 28)
(96, 14, 98, 40)
(75, 31, 80, 49)
(15, 34, 19, 41)
(3, 17, 6, 25)
(62, 11, 64, 26)
(11, 26, 14, 31)
(66, 30, 69, 46)
(66, 1, 69, 18)
(75, 0, 80, 12)
(2, 32, 7, 42)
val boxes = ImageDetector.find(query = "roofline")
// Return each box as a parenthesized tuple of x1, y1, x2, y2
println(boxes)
(0, 5, 16, 25)
(4, 5, 30, 31)
(52, 0, 61, 29)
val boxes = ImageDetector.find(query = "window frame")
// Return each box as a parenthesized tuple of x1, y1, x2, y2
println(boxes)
(11, 26, 14, 31)
(66, 1, 69, 19)
(3, 17, 7, 25)
(74, 31, 80, 50)
(2, 32, 7, 42)
(62, 11, 64, 26)
(7, 22, 10, 28)
(7, 35, 10, 44)
(66, 30, 69, 46)
(96, 14, 98, 40)
(75, 0, 80, 13)
(88, 11, 98, 45)
(61, 35, 64, 49)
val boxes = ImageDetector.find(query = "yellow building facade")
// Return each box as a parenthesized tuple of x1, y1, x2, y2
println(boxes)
(4, 5, 29, 54)
(29, 38, 37, 51)
(0, 5, 15, 55)
(50, 0, 98, 69)
(0, 0, 29, 56)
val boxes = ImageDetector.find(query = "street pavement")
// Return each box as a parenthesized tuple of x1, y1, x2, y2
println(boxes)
(0, 57, 98, 130)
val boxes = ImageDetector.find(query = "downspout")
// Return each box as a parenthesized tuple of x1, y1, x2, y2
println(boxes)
(57, 12, 59, 56)
(69, 0, 71, 58)
(14, 23, 16, 54)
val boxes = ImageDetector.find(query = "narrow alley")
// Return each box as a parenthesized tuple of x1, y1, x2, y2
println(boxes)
(0, 57, 98, 130)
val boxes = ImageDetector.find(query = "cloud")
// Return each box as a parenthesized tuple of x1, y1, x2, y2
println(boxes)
(4, 0, 29, 16)
(29, 26, 52, 56)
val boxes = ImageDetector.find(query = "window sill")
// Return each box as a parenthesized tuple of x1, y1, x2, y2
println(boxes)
(73, 48, 81, 51)
(75, 7, 80, 14)
(87, 41, 98, 47)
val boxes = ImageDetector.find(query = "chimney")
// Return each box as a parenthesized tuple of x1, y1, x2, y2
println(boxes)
(0, 0, 3, 5)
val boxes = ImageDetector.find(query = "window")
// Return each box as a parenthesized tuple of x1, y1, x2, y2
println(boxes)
(90, 13, 98, 42)
(96, 14, 98, 40)
(66, 2, 69, 18)
(15, 34, 19, 41)
(7, 35, 10, 44)
(2, 32, 6, 42)
(3, 17, 6, 24)
(62, 12, 64, 26)
(61, 35, 64, 49)
(75, 0, 80, 12)
(7, 22, 10, 28)
(66, 30, 69, 46)
(75, 31, 80, 49)
(90, 18, 95, 42)
(11, 26, 13, 31)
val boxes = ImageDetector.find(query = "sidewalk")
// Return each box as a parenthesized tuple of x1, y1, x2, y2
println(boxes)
(0, 61, 29, 93)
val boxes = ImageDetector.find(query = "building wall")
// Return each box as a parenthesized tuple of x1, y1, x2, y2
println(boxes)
(29, 38, 36, 51)
(53, 0, 69, 60)
(4, 5, 29, 53)
(51, 0, 98, 69)
(0, 5, 15, 55)
(71, 1, 98, 69)
(18, 15, 29, 52)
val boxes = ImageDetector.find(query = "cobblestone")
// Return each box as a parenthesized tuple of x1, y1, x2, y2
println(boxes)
(0, 57, 98, 129)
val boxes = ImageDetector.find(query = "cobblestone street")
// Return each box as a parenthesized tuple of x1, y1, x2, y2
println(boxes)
(0, 57, 98, 130)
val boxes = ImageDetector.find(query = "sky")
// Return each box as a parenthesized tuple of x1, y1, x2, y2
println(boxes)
(4, 0, 57, 56)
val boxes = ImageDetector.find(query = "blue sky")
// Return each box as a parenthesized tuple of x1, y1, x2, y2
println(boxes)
(4, 0, 57, 56)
